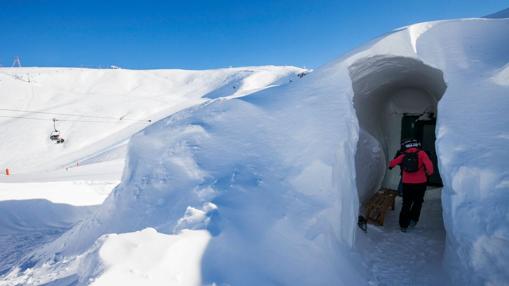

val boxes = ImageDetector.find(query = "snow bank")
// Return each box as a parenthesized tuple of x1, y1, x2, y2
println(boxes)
(4, 61, 363, 284)
(418, 20, 509, 286)
(3, 18, 509, 286)
(16, 70, 363, 284)
(81, 228, 210, 286)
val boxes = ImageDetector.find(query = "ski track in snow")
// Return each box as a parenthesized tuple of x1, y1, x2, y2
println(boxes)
(358, 188, 448, 286)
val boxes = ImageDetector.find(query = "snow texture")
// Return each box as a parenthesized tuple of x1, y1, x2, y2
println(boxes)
(80, 228, 211, 286)
(350, 18, 509, 285)
(1, 17, 509, 286)
(358, 188, 447, 285)
(0, 66, 304, 176)
(0, 65, 307, 285)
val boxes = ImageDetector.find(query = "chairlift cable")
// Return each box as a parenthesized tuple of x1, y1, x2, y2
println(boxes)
(0, 114, 151, 124)
(0, 108, 151, 123)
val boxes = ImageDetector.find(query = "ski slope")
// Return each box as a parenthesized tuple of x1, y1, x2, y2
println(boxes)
(1, 16, 509, 286)
(0, 66, 305, 177)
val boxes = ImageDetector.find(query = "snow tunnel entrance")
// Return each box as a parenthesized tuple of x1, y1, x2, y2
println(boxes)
(348, 56, 447, 202)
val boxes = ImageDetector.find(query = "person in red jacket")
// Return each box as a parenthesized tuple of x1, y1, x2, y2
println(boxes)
(389, 139, 434, 232)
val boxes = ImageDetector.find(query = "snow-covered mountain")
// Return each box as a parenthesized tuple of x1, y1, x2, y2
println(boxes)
(1, 15, 508, 286)
(0, 66, 305, 178)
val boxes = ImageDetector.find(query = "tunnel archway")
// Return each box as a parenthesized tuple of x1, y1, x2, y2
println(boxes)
(349, 55, 449, 284)
(348, 55, 447, 202)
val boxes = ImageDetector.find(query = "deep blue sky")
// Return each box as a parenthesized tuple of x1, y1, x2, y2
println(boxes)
(1, 1, 507, 69)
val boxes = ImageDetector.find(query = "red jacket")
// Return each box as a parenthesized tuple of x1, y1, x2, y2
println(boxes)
(389, 148, 434, 184)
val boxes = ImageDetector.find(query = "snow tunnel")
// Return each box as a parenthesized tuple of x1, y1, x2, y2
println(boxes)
(349, 56, 447, 203)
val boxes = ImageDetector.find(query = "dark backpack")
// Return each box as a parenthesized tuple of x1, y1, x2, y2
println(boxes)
(401, 151, 420, 172)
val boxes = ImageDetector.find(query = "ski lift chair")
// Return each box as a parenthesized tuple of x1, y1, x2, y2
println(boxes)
(50, 118, 65, 144)
(49, 130, 64, 143)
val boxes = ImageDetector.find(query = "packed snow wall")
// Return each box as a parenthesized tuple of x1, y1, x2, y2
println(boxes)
(350, 55, 447, 201)
(4, 18, 509, 286)
(422, 21, 509, 285)
(345, 19, 509, 285)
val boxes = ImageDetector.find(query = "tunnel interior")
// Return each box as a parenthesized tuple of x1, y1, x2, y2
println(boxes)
(348, 56, 447, 203)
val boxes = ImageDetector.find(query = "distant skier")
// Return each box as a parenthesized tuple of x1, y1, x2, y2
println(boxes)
(389, 139, 434, 232)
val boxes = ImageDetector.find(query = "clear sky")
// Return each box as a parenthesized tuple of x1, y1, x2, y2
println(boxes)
(1, 0, 507, 70)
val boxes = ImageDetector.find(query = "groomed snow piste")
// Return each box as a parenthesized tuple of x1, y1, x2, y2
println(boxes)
(1, 17, 508, 286)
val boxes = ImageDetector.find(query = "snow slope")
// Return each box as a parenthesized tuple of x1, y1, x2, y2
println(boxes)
(0, 65, 307, 285)
(0, 66, 305, 177)
(2, 18, 509, 286)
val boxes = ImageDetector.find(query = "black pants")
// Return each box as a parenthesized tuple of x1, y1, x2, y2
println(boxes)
(399, 183, 427, 228)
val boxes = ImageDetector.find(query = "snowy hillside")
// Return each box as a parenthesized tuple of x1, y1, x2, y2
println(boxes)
(1, 17, 509, 286)
(0, 66, 305, 178)
(0, 65, 306, 284)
